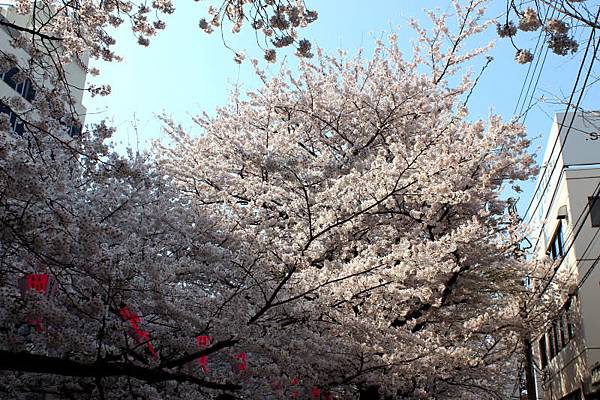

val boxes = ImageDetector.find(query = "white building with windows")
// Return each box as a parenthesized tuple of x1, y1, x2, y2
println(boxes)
(530, 111, 600, 400)
(0, 5, 87, 134)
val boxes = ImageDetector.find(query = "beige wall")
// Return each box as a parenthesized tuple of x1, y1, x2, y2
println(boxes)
(531, 112, 600, 399)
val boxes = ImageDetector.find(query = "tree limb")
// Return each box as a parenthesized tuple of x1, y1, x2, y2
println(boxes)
(0, 350, 241, 391)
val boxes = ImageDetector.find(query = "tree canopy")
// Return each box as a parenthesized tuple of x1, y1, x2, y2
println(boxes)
(0, 0, 563, 399)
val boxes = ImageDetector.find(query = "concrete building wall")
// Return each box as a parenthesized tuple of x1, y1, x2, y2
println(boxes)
(530, 112, 600, 400)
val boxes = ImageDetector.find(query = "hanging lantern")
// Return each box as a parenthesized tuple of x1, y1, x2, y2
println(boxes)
(119, 306, 157, 359)
(18, 273, 59, 332)
(196, 335, 211, 372)
(18, 273, 58, 298)
(290, 378, 301, 398)
(232, 351, 247, 373)
(311, 387, 321, 399)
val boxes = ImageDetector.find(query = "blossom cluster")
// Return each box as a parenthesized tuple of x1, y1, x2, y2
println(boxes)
(498, 0, 591, 63)
(197, 0, 318, 62)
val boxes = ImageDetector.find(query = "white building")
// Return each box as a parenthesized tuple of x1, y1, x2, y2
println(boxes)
(0, 5, 87, 134)
(530, 111, 600, 400)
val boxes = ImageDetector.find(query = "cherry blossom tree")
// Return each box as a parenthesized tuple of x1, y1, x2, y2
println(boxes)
(155, 1, 546, 398)
(197, 0, 318, 63)
(0, 114, 268, 398)
(0, 0, 566, 398)
(0, 0, 317, 398)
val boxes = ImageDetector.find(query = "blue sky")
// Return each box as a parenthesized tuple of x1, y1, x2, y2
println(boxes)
(82, 0, 600, 213)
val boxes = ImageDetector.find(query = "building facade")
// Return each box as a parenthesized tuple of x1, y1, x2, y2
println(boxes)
(0, 5, 87, 134)
(530, 111, 600, 400)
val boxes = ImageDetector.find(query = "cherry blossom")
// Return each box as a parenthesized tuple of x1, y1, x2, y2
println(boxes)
(155, 1, 546, 397)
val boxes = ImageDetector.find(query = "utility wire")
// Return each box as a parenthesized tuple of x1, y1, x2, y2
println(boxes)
(521, 45, 551, 123)
(513, 5, 554, 116)
(516, 17, 553, 120)
(528, 193, 600, 348)
(520, 16, 600, 226)
(528, 23, 600, 297)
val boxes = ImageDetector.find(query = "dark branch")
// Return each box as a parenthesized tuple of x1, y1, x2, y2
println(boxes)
(0, 19, 63, 41)
(160, 338, 239, 369)
(0, 350, 241, 391)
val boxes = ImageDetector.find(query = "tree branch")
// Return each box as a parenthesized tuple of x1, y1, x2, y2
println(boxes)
(0, 350, 241, 391)
(0, 19, 63, 41)
(160, 338, 239, 369)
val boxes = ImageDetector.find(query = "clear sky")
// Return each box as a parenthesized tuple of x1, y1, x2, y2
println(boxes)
(82, 0, 600, 213)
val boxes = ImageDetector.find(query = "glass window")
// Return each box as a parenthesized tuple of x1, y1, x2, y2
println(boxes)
(547, 223, 565, 260)
(539, 336, 548, 369)
(1, 67, 19, 90)
(0, 103, 25, 135)
(558, 316, 566, 349)
(565, 299, 575, 340)
(1, 67, 35, 102)
(552, 321, 561, 355)
(590, 197, 600, 227)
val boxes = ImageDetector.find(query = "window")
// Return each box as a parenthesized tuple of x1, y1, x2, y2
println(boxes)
(1, 66, 19, 90)
(590, 197, 600, 227)
(541, 299, 577, 366)
(551, 321, 561, 354)
(15, 78, 35, 102)
(68, 124, 82, 137)
(552, 321, 561, 356)
(0, 102, 25, 135)
(1, 66, 36, 102)
(558, 315, 567, 348)
(548, 331, 556, 359)
(565, 300, 575, 340)
(548, 223, 565, 260)
(539, 336, 548, 369)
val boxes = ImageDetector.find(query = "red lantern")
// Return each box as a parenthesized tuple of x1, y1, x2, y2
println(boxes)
(119, 306, 141, 327)
(311, 387, 321, 399)
(233, 352, 247, 372)
(196, 335, 211, 372)
(18, 273, 58, 297)
(27, 274, 47, 293)
(18, 273, 59, 332)
(119, 306, 157, 359)
(290, 378, 301, 398)
(197, 335, 210, 347)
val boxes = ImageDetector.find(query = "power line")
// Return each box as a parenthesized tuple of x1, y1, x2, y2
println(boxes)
(513, 5, 554, 116)
(520, 45, 550, 123)
(520, 19, 600, 226)
(528, 23, 600, 293)
(577, 242, 600, 290)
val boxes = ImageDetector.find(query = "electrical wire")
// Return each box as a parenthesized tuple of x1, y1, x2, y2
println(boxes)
(521, 20, 600, 227)
(513, 4, 554, 116)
